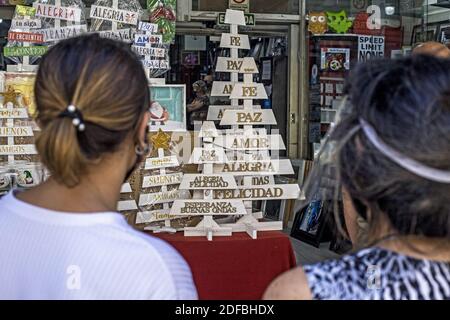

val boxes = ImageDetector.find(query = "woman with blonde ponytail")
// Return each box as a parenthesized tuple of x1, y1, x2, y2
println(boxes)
(0, 35, 197, 300)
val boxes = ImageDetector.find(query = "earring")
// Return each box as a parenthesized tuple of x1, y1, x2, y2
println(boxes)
(135, 143, 150, 156)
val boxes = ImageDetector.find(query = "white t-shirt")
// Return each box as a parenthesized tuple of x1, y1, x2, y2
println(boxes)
(0, 192, 198, 300)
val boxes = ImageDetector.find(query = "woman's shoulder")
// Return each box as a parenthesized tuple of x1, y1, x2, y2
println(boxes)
(101, 224, 198, 299)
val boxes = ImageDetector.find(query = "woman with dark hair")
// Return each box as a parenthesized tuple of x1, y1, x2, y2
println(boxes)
(264, 55, 450, 300)
(0, 35, 197, 299)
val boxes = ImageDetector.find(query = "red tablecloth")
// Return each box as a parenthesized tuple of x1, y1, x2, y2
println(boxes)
(151, 231, 297, 300)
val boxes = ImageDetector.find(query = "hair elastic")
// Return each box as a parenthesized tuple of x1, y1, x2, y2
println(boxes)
(58, 105, 85, 132)
(359, 118, 450, 184)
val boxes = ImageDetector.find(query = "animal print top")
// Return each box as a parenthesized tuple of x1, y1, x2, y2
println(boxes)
(303, 247, 450, 300)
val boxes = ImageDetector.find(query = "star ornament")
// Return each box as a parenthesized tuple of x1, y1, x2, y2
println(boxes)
(151, 129, 171, 151)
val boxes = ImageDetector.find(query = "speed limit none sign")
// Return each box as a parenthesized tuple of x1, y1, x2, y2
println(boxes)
(229, 0, 250, 13)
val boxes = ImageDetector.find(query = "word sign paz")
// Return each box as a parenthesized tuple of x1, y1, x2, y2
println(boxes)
(11, 19, 42, 29)
(138, 21, 158, 33)
(211, 81, 235, 97)
(90, 5, 139, 26)
(179, 174, 238, 190)
(0, 144, 37, 156)
(214, 159, 295, 176)
(132, 45, 165, 57)
(37, 25, 88, 42)
(220, 109, 277, 126)
(0, 126, 34, 137)
(190, 147, 228, 164)
(213, 184, 301, 200)
(220, 33, 250, 50)
(230, 83, 268, 100)
(142, 172, 183, 188)
(207, 105, 243, 121)
(171, 199, 246, 216)
(216, 57, 243, 73)
(214, 134, 286, 150)
(33, 3, 82, 22)
(0, 108, 28, 119)
(136, 209, 180, 224)
(145, 155, 179, 170)
(134, 34, 162, 45)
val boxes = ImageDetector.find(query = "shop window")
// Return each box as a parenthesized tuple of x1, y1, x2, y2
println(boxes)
(193, 0, 300, 15)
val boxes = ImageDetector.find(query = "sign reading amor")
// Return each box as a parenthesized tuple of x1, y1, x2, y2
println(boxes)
(207, 105, 243, 121)
(211, 81, 235, 97)
(90, 5, 139, 26)
(33, 3, 82, 22)
(213, 184, 301, 201)
(179, 174, 237, 190)
(134, 34, 162, 46)
(171, 200, 246, 215)
(220, 109, 277, 125)
(190, 147, 228, 164)
(214, 134, 286, 150)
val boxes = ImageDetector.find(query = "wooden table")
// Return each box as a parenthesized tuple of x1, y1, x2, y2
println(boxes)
(151, 231, 297, 300)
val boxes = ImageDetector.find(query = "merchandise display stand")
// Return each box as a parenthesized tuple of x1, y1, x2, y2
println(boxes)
(89, 0, 142, 43)
(0, 89, 38, 166)
(133, 21, 169, 80)
(210, 10, 300, 239)
(137, 129, 187, 233)
(171, 122, 246, 241)
(5, 5, 47, 73)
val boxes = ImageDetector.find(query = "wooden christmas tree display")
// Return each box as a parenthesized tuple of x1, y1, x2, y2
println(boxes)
(117, 181, 138, 219)
(33, 0, 88, 44)
(4, 5, 48, 72)
(132, 21, 170, 81)
(171, 121, 247, 241)
(0, 87, 39, 186)
(211, 9, 301, 239)
(137, 129, 189, 233)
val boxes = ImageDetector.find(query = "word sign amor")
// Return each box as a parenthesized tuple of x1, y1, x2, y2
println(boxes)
(134, 34, 162, 45)
(211, 81, 235, 97)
